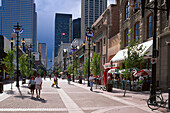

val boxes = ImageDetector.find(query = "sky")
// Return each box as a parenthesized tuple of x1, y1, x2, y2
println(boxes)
(34, 0, 116, 69)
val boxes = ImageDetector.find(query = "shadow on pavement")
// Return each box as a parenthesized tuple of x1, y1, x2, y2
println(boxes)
(21, 85, 28, 89)
(14, 95, 30, 99)
(5, 90, 15, 95)
(93, 91, 103, 93)
(30, 97, 47, 103)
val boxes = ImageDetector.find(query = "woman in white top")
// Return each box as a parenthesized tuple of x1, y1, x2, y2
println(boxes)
(35, 74, 42, 99)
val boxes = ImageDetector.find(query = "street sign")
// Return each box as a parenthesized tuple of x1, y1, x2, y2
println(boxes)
(151, 58, 157, 64)
(86, 31, 94, 38)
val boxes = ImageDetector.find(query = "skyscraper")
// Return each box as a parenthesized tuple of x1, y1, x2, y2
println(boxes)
(54, 13, 72, 57)
(38, 43, 47, 68)
(81, 0, 107, 40)
(73, 18, 81, 40)
(0, 0, 37, 51)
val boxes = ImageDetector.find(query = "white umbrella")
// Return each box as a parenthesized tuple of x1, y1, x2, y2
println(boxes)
(108, 69, 119, 74)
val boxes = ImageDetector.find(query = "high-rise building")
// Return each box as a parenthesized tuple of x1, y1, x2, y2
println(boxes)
(0, 0, 37, 51)
(81, 0, 107, 40)
(54, 13, 72, 57)
(33, 3, 37, 52)
(73, 18, 81, 40)
(38, 43, 47, 68)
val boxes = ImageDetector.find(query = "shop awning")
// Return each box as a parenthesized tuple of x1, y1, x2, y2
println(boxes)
(110, 40, 153, 63)
(78, 54, 84, 59)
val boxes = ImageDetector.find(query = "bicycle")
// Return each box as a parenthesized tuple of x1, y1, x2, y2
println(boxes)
(147, 89, 169, 111)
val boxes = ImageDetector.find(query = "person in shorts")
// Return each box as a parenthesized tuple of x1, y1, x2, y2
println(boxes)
(29, 76, 35, 97)
(35, 74, 42, 98)
(54, 74, 58, 88)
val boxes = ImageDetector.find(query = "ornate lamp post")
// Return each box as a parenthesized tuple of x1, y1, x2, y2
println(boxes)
(13, 22, 23, 87)
(71, 44, 79, 82)
(86, 27, 94, 87)
(63, 49, 67, 73)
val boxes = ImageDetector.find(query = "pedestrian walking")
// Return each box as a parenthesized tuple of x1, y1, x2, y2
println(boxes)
(54, 74, 58, 88)
(35, 74, 42, 99)
(67, 74, 71, 85)
(43, 73, 46, 80)
(89, 74, 94, 91)
(29, 76, 35, 97)
(49, 73, 51, 80)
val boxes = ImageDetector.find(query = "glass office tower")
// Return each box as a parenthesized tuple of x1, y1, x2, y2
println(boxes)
(0, 0, 37, 51)
(54, 13, 72, 57)
(81, 0, 107, 40)
(73, 18, 81, 40)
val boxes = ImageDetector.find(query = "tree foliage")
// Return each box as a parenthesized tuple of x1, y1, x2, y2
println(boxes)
(38, 69, 43, 76)
(122, 39, 149, 96)
(91, 52, 101, 76)
(25, 57, 34, 78)
(19, 54, 28, 78)
(1, 50, 15, 90)
(84, 58, 88, 78)
(1, 50, 15, 78)
(68, 65, 73, 75)
(73, 59, 79, 76)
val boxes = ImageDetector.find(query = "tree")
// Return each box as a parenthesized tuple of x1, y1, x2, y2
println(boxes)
(122, 39, 149, 96)
(19, 55, 28, 78)
(38, 69, 43, 77)
(91, 52, 101, 88)
(73, 59, 79, 77)
(68, 65, 73, 75)
(25, 57, 34, 78)
(84, 58, 88, 79)
(1, 50, 15, 90)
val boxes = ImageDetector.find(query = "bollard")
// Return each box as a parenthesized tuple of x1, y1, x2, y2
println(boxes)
(168, 88, 170, 110)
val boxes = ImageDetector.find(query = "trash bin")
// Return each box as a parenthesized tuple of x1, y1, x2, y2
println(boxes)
(106, 83, 112, 92)
(22, 78, 26, 84)
(0, 82, 3, 93)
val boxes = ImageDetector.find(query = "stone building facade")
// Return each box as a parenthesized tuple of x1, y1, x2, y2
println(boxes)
(119, 0, 170, 91)
(92, 1, 120, 75)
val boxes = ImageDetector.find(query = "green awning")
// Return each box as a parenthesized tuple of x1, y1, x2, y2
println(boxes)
(78, 54, 84, 59)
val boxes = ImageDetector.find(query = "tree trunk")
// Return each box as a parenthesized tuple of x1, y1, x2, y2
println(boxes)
(11, 78, 13, 90)
(123, 78, 127, 97)
(96, 78, 97, 89)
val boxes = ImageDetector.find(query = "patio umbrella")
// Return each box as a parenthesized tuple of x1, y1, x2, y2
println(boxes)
(59, 72, 64, 74)
(133, 69, 151, 77)
(108, 69, 119, 74)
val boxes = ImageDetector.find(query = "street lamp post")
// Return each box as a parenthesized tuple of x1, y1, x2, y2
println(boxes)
(29, 44, 33, 77)
(86, 27, 94, 87)
(141, 0, 170, 96)
(13, 22, 23, 87)
(63, 49, 67, 73)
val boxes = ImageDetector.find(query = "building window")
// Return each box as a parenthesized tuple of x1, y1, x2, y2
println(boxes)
(147, 14, 153, 39)
(124, 28, 129, 47)
(133, 0, 141, 13)
(103, 57, 105, 64)
(134, 22, 140, 41)
(125, 1, 129, 20)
